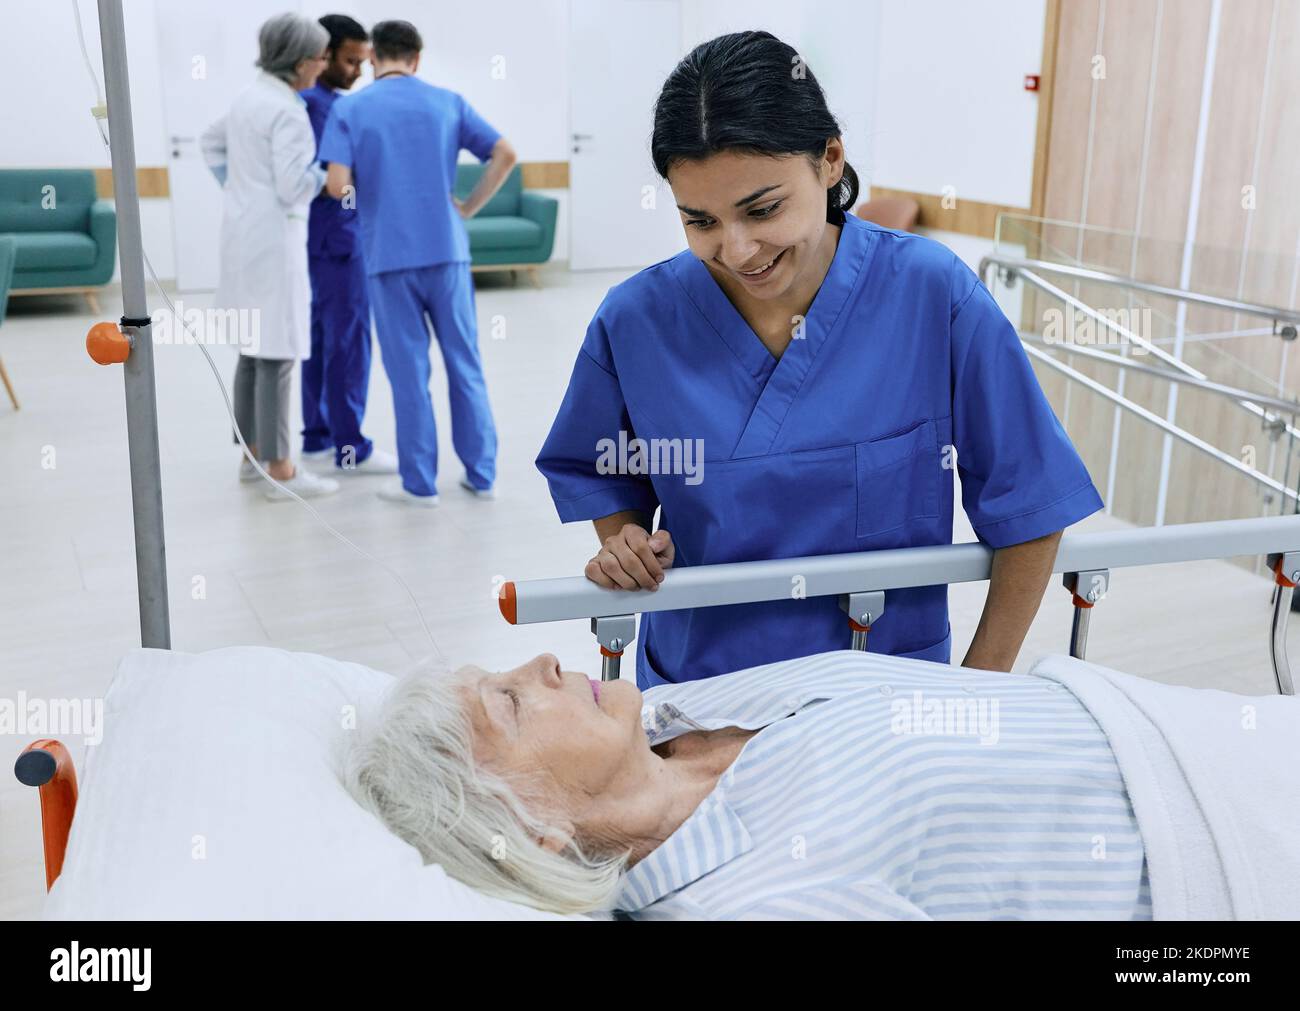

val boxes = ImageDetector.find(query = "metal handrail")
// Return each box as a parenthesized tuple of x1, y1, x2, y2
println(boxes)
(990, 218, 1296, 392)
(1018, 331, 1300, 417)
(1022, 343, 1299, 503)
(995, 265, 1300, 444)
(979, 254, 1300, 327)
(497, 515, 1300, 694)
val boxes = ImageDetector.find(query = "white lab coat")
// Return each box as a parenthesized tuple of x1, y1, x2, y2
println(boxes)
(200, 72, 325, 360)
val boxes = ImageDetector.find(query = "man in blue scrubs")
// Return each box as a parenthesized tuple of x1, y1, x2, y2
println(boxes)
(300, 14, 396, 475)
(319, 19, 516, 505)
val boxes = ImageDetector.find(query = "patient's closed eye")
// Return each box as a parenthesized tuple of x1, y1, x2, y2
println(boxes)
(506, 688, 520, 713)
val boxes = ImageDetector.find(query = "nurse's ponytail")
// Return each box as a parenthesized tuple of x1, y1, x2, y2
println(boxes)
(651, 31, 860, 225)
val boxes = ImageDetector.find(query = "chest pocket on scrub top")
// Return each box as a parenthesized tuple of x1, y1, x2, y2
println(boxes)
(854, 418, 941, 540)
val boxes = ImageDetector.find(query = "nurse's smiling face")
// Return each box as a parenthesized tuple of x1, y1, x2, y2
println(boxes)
(669, 141, 846, 301)
(455, 653, 648, 815)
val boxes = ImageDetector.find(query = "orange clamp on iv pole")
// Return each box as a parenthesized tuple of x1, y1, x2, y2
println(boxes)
(86, 320, 132, 364)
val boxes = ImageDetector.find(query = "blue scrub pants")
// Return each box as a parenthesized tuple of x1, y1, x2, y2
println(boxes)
(367, 261, 497, 496)
(302, 252, 374, 467)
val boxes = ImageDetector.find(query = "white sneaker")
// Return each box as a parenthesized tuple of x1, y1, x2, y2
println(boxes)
(459, 474, 496, 500)
(377, 479, 439, 507)
(262, 466, 340, 502)
(239, 457, 263, 483)
(338, 448, 399, 475)
(301, 447, 333, 462)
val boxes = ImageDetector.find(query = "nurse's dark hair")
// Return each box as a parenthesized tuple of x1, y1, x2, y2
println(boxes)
(318, 14, 368, 53)
(651, 31, 859, 224)
(370, 19, 423, 61)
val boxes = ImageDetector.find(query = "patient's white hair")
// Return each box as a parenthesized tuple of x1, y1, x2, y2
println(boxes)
(344, 659, 630, 915)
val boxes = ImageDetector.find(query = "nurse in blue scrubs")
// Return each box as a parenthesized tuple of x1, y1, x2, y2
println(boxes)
(320, 19, 516, 505)
(536, 31, 1104, 689)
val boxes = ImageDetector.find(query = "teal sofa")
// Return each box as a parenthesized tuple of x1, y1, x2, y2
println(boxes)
(0, 169, 117, 312)
(454, 163, 556, 286)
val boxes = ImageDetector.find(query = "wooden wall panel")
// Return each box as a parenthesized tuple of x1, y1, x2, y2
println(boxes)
(1067, 1, 1160, 521)
(1033, 0, 1100, 416)
(1111, 0, 1212, 525)
(1166, 0, 1278, 526)
(1038, 0, 1300, 546)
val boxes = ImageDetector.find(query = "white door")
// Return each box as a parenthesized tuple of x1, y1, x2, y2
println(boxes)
(568, 0, 684, 271)
(155, 2, 293, 291)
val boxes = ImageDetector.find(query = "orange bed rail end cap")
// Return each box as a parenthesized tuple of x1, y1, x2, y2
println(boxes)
(498, 581, 517, 624)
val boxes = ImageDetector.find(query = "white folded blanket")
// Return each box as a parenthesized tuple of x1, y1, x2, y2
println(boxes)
(1029, 654, 1300, 919)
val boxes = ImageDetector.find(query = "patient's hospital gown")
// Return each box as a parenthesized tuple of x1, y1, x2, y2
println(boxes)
(611, 651, 1152, 920)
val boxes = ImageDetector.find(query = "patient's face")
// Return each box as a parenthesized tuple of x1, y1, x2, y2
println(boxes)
(455, 654, 645, 804)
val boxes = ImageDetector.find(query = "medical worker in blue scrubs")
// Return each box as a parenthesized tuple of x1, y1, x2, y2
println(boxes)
(537, 31, 1104, 689)
(320, 19, 516, 505)
(299, 14, 396, 475)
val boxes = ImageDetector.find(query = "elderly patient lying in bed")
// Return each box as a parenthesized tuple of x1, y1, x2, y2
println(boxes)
(345, 650, 1156, 920)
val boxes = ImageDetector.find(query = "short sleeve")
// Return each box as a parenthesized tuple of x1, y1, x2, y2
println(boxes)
(950, 266, 1103, 548)
(535, 312, 661, 523)
(457, 94, 501, 162)
(317, 104, 352, 167)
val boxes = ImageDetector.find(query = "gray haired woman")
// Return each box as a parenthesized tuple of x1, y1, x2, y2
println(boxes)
(200, 13, 338, 501)
(345, 651, 1160, 920)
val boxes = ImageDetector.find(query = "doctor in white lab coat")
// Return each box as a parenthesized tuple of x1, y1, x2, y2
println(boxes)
(201, 12, 338, 501)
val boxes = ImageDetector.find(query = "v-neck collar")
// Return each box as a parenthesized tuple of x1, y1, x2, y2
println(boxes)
(667, 212, 874, 458)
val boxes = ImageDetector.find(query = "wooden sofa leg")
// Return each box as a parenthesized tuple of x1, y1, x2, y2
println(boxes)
(529, 266, 542, 289)
(0, 355, 18, 410)
(84, 291, 101, 315)
(14, 740, 79, 891)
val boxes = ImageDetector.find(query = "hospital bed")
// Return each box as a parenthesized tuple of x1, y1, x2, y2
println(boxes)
(16, 513, 1300, 918)
(22, 2, 1299, 918)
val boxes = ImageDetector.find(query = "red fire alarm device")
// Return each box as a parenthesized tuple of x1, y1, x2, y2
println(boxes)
(1024, 74, 1041, 91)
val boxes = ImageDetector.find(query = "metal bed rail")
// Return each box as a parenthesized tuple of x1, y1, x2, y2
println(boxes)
(498, 514, 1300, 693)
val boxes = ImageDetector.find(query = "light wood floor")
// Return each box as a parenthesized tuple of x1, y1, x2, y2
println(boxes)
(0, 266, 1292, 919)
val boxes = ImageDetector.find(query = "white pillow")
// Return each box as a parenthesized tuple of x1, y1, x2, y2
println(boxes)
(43, 646, 585, 920)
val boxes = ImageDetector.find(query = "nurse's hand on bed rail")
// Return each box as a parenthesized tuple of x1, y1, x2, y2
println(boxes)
(585, 524, 674, 591)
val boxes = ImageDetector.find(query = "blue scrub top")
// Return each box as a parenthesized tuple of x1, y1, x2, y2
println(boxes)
(536, 213, 1104, 688)
(301, 83, 360, 258)
(317, 76, 501, 275)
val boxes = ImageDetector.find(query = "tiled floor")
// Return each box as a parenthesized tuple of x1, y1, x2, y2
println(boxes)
(0, 265, 1292, 918)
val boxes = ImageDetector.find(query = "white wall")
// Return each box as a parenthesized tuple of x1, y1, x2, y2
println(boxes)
(7, 0, 175, 279)
(305, 0, 574, 259)
(7, 0, 1043, 280)
(680, 0, 883, 202)
(871, 0, 1046, 208)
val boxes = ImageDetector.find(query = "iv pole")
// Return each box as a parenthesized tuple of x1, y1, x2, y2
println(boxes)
(93, 0, 171, 648)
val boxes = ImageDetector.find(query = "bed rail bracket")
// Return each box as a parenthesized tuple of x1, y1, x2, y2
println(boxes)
(1268, 552, 1299, 695)
(592, 614, 636, 682)
(1063, 569, 1110, 661)
(840, 591, 886, 651)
